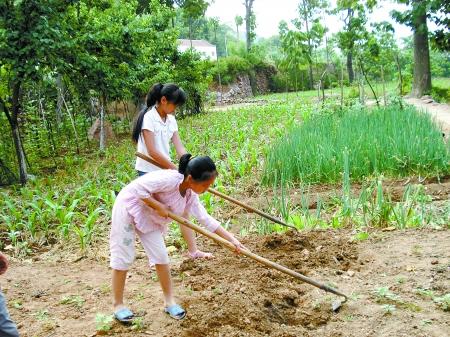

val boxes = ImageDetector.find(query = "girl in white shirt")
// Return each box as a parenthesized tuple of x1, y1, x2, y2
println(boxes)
(132, 83, 213, 260)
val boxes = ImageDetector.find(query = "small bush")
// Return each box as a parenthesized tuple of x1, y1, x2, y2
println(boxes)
(211, 56, 252, 84)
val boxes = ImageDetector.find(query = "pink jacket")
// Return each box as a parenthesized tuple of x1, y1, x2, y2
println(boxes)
(115, 170, 220, 234)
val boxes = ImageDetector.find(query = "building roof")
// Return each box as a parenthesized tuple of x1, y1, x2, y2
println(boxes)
(178, 39, 216, 48)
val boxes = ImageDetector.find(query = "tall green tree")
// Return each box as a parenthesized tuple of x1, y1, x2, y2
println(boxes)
(65, 1, 177, 150)
(235, 15, 244, 40)
(244, 0, 256, 51)
(294, 0, 328, 89)
(392, 0, 448, 97)
(180, 0, 209, 46)
(333, 0, 375, 83)
(0, 0, 73, 184)
(279, 21, 310, 92)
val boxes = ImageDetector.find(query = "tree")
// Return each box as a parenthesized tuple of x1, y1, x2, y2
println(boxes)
(294, 0, 328, 89)
(244, 0, 256, 51)
(279, 21, 310, 92)
(371, 22, 399, 100)
(180, 0, 209, 47)
(427, 0, 449, 52)
(333, 0, 374, 84)
(66, 1, 172, 151)
(235, 15, 244, 40)
(392, 0, 448, 97)
(0, 0, 73, 184)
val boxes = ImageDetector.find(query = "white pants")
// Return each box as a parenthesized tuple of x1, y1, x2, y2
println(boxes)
(109, 203, 169, 270)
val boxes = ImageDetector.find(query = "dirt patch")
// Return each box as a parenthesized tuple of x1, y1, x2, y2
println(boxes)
(172, 230, 357, 337)
(2, 229, 449, 337)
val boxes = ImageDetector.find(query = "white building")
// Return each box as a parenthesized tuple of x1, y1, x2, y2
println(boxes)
(177, 39, 217, 60)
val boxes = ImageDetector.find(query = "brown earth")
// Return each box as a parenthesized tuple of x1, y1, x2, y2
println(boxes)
(2, 229, 449, 337)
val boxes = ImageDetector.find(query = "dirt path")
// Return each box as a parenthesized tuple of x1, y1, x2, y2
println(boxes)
(404, 97, 450, 138)
(2, 229, 449, 336)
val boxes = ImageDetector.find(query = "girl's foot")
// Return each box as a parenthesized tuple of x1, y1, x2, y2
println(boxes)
(187, 250, 213, 260)
(164, 304, 186, 320)
(114, 307, 135, 324)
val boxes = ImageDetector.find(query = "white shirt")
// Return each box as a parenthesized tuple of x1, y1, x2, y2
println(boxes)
(135, 106, 178, 172)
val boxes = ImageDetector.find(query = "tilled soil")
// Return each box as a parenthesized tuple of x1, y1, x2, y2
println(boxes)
(2, 229, 449, 337)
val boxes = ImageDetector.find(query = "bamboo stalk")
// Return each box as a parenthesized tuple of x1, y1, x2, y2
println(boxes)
(136, 152, 297, 230)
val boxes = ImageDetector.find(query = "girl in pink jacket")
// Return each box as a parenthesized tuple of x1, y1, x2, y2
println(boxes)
(111, 154, 244, 321)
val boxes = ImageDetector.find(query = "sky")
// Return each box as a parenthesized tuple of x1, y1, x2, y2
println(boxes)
(206, 0, 415, 42)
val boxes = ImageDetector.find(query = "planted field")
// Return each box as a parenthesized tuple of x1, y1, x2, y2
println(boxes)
(1, 94, 449, 337)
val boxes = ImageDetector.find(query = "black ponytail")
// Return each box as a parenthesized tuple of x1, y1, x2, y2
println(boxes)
(146, 83, 164, 107)
(132, 83, 187, 143)
(179, 153, 217, 182)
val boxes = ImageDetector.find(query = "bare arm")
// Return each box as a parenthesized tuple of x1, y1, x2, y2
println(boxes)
(171, 131, 187, 159)
(214, 227, 246, 253)
(142, 130, 177, 170)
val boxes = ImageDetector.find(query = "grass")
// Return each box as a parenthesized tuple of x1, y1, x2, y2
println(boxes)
(432, 77, 450, 103)
(263, 104, 449, 185)
(433, 77, 450, 88)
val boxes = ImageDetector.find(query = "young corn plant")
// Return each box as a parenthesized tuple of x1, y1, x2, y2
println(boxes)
(73, 207, 104, 252)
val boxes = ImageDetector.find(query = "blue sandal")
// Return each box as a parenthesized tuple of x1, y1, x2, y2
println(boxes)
(164, 304, 186, 320)
(114, 307, 134, 323)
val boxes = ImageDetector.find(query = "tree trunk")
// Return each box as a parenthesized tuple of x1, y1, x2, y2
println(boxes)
(395, 54, 403, 97)
(411, 0, 431, 98)
(2, 82, 28, 184)
(99, 96, 106, 152)
(62, 93, 80, 154)
(295, 72, 298, 94)
(317, 80, 320, 99)
(359, 59, 379, 107)
(245, 0, 254, 51)
(285, 76, 289, 102)
(38, 91, 57, 166)
(12, 124, 27, 184)
(308, 64, 314, 91)
(56, 74, 64, 126)
(236, 24, 239, 40)
(12, 82, 27, 184)
(381, 65, 387, 106)
(224, 33, 228, 57)
(302, 0, 314, 90)
(347, 51, 354, 84)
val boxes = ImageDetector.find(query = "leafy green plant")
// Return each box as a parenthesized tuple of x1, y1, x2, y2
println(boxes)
(60, 295, 85, 309)
(353, 231, 369, 241)
(131, 317, 145, 331)
(433, 293, 450, 312)
(373, 287, 398, 301)
(382, 304, 396, 315)
(95, 313, 114, 332)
